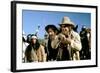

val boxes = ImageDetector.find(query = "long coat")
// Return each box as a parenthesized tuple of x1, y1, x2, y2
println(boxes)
(25, 44, 46, 62)
(56, 30, 82, 60)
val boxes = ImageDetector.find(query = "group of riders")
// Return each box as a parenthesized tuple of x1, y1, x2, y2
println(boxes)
(22, 16, 91, 62)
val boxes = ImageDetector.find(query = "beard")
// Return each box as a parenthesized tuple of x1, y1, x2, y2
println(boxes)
(62, 31, 69, 37)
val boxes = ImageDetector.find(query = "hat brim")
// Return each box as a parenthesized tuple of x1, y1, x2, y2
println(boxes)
(45, 25, 59, 32)
(59, 23, 74, 27)
(31, 36, 37, 39)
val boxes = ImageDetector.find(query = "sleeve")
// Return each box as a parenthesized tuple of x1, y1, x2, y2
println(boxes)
(25, 45, 31, 62)
(70, 32, 82, 51)
(40, 45, 46, 62)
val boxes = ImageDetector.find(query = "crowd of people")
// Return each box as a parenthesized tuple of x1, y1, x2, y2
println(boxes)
(22, 16, 91, 62)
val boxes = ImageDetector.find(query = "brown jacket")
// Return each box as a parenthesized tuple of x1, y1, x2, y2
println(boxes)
(25, 45, 46, 62)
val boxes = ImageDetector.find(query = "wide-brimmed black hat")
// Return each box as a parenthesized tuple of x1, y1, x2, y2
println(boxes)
(45, 24, 59, 33)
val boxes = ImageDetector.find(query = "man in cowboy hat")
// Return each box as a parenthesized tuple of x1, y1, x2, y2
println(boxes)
(57, 16, 82, 60)
(45, 25, 59, 61)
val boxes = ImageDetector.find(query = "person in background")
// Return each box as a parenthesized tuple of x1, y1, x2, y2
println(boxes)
(57, 16, 82, 61)
(22, 32, 29, 63)
(80, 26, 91, 60)
(25, 34, 46, 62)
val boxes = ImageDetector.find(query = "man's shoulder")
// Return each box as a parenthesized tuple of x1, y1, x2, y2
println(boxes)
(72, 30, 79, 36)
(40, 44, 44, 49)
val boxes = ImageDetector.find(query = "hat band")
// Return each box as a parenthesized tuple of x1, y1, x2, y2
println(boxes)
(31, 36, 37, 39)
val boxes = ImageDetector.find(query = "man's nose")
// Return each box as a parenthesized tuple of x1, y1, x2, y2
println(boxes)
(49, 32, 52, 35)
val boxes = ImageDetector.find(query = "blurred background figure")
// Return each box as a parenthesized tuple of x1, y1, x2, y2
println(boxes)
(80, 25, 91, 60)
(73, 25, 78, 32)
(22, 31, 29, 63)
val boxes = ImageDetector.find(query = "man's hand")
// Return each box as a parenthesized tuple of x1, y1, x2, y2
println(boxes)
(65, 37, 71, 45)
(59, 34, 71, 45)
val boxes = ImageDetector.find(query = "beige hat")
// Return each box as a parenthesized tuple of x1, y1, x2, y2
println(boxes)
(59, 16, 74, 27)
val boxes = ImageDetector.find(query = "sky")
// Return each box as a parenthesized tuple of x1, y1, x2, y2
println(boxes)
(22, 10, 91, 39)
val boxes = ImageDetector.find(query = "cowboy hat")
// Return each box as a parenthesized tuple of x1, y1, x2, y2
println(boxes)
(45, 24, 59, 33)
(59, 16, 74, 27)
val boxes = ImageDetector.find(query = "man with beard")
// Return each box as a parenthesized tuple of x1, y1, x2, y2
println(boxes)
(57, 16, 82, 61)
